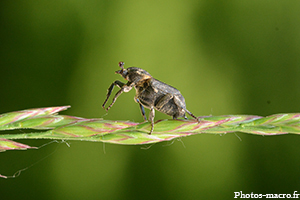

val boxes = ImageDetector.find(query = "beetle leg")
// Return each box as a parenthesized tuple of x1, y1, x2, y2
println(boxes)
(173, 115, 187, 119)
(148, 107, 155, 134)
(135, 98, 147, 121)
(173, 95, 199, 122)
(105, 84, 134, 111)
(102, 80, 125, 109)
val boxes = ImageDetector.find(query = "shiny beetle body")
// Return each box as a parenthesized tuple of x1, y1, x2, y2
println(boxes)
(102, 62, 198, 134)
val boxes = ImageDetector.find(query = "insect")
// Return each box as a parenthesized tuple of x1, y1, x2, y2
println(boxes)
(102, 62, 199, 134)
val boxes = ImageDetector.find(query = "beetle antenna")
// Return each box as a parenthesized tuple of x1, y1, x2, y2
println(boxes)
(118, 61, 125, 69)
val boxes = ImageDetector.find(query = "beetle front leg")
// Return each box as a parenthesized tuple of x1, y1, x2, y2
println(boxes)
(102, 80, 125, 109)
(148, 106, 155, 134)
(105, 84, 134, 111)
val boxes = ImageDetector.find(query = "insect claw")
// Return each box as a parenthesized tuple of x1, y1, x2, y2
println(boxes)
(149, 127, 154, 135)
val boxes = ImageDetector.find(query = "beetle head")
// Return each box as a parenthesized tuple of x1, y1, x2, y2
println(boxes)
(115, 61, 128, 78)
(116, 62, 151, 82)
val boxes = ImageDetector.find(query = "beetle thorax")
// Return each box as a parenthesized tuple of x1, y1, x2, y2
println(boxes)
(126, 67, 152, 82)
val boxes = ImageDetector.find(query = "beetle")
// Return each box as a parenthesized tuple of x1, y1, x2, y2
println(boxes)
(102, 62, 199, 134)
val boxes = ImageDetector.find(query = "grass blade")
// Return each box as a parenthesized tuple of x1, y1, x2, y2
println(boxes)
(1, 106, 300, 151)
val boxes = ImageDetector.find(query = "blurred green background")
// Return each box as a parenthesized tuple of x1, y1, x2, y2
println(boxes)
(1, 0, 300, 199)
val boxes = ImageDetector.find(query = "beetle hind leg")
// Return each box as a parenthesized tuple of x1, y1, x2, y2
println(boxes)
(173, 95, 200, 122)
(173, 114, 187, 120)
